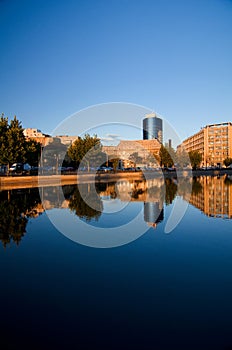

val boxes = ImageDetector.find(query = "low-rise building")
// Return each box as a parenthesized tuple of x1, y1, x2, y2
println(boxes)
(54, 135, 79, 146)
(102, 139, 161, 168)
(23, 128, 50, 146)
(24, 129, 79, 147)
(23, 128, 44, 138)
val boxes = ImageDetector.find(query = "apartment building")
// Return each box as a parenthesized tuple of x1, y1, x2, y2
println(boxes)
(179, 122, 232, 166)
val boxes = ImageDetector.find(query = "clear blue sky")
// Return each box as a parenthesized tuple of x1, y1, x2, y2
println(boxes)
(0, 0, 232, 141)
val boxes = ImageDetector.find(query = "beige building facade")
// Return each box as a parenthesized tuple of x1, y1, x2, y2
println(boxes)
(189, 175, 232, 219)
(102, 139, 161, 167)
(23, 128, 78, 147)
(179, 122, 232, 166)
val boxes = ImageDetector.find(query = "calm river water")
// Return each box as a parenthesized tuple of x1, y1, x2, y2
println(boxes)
(0, 174, 232, 349)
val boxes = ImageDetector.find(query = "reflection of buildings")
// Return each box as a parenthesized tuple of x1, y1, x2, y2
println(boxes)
(178, 122, 232, 167)
(189, 175, 232, 218)
(41, 181, 165, 230)
(144, 202, 164, 228)
(143, 112, 163, 143)
(97, 179, 165, 229)
(40, 186, 69, 210)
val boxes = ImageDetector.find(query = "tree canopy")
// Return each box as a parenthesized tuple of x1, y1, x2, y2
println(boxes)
(129, 152, 143, 167)
(159, 144, 174, 168)
(0, 114, 26, 165)
(223, 157, 232, 167)
(25, 139, 42, 166)
(68, 134, 105, 170)
(176, 149, 190, 168)
(0, 114, 41, 167)
(188, 150, 202, 170)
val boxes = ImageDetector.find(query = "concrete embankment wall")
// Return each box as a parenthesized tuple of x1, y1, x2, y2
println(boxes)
(0, 172, 145, 190)
(0, 169, 231, 191)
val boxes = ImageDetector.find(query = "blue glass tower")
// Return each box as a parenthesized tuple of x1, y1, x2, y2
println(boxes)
(143, 113, 163, 143)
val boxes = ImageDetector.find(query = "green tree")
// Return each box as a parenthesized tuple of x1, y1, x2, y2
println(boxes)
(6, 116, 27, 165)
(188, 150, 202, 170)
(165, 143, 177, 164)
(176, 149, 190, 168)
(129, 152, 143, 167)
(0, 114, 9, 165)
(68, 134, 103, 171)
(223, 157, 232, 167)
(25, 139, 42, 166)
(159, 144, 174, 168)
(0, 115, 27, 169)
(146, 152, 159, 167)
(109, 157, 120, 172)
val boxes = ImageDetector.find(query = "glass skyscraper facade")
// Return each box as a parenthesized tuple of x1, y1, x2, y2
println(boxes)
(143, 113, 163, 143)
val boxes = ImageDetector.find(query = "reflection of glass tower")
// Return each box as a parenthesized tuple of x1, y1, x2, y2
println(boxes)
(143, 113, 163, 143)
(144, 202, 164, 228)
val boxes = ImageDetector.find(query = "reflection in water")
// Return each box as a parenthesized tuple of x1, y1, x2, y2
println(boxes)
(144, 202, 164, 228)
(1, 175, 232, 246)
(69, 183, 103, 221)
(0, 189, 42, 247)
(95, 179, 167, 228)
(189, 175, 232, 218)
(164, 178, 177, 204)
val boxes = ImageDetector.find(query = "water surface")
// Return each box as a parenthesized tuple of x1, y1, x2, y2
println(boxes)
(0, 175, 232, 349)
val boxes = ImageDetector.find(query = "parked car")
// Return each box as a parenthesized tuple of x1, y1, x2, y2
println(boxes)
(0, 164, 7, 174)
(9, 163, 31, 175)
(30, 166, 39, 175)
(58, 166, 67, 173)
(66, 167, 75, 172)
(124, 167, 136, 172)
(97, 166, 113, 173)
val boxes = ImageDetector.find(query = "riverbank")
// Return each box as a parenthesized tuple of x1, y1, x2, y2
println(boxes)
(0, 172, 145, 190)
(0, 168, 231, 190)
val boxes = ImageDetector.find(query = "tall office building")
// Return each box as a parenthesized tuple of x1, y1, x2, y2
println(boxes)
(143, 112, 163, 143)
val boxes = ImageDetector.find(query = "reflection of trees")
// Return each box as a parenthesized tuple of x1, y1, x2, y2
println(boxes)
(130, 180, 145, 199)
(95, 183, 107, 193)
(224, 174, 232, 185)
(95, 182, 117, 199)
(68, 184, 103, 222)
(164, 178, 177, 205)
(0, 189, 41, 247)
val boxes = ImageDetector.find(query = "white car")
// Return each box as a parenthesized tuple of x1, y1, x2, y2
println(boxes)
(9, 163, 31, 174)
